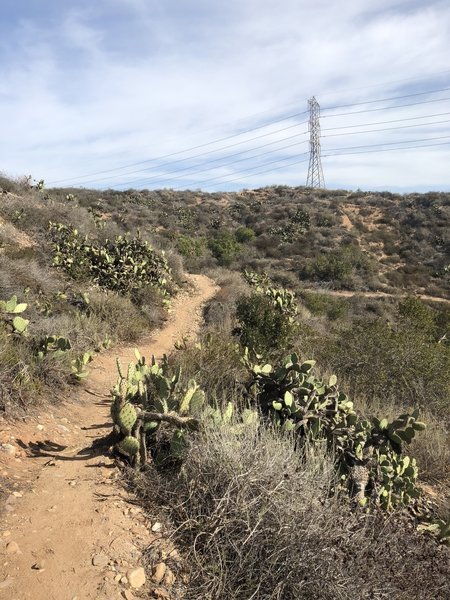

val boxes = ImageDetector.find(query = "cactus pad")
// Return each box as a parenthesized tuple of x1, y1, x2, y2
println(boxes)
(118, 436, 139, 456)
(118, 403, 137, 434)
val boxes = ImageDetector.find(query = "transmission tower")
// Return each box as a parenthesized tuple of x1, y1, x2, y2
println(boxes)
(306, 96, 325, 188)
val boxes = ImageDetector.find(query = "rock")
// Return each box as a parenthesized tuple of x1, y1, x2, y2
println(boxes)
(56, 425, 70, 433)
(6, 541, 20, 554)
(127, 567, 146, 589)
(123, 591, 136, 600)
(152, 562, 166, 584)
(92, 554, 109, 567)
(164, 567, 175, 587)
(151, 522, 162, 533)
(36, 425, 45, 431)
(0, 444, 16, 456)
(2, 531, 11, 538)
(31, 560, 45, 571)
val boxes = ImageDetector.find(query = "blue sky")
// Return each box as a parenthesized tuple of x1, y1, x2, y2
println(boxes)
(1, 0, 450, 192)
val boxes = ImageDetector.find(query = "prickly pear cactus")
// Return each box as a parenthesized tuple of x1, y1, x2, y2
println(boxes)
(246, 353, 427, 511)
(117, 403, 137, 435)
(118, 436, 140, 457)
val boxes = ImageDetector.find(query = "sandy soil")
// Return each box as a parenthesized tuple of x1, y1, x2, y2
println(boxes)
(0, 274, 218, 600)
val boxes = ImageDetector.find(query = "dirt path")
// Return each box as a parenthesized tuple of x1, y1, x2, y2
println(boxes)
(300, 287, 450, 305)
(0, 274, 218, 600)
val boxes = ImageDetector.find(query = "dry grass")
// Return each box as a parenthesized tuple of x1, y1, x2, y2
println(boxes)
(132, 416, 450, 600)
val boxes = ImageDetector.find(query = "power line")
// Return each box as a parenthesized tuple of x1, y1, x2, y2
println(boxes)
(321, 118, 450, 138)
(323, 140, 450, 158)
(69, 122, 309, 187)
(103, 112, 450, 189)
(115, 137, 309, 189)
(48, 112, 309, 185)
(152, 138, 450, 192)
(81, 127, 309, 188)
(321, 85, 450, 112)
(325, 134, 450, 153)
(50, 87, 450, 187)
(321, 96, 450, 119)
(168, 140, 450, 192)
(169, 152, 311, 191)
(321, 111, 450, 131)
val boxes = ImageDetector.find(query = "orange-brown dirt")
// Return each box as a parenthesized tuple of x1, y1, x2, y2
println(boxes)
(0, 274, 218, 600)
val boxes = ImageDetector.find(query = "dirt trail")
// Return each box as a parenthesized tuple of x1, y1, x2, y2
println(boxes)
(0, 274, 218, 600)
(300, 287, 450, 305)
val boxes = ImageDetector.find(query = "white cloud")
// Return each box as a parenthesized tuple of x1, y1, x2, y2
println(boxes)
(0, 0, 449, 191)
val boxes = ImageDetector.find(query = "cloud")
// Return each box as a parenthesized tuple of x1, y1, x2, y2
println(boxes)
(0, 0, 449, 191)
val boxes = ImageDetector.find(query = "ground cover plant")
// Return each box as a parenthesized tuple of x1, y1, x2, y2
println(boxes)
(0, 177, 181, 412)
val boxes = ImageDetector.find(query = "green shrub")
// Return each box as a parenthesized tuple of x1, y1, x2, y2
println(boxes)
(208, 231, 241, 266)
(176, 235, 207, 258)
(235, 227, 255, 243)
(236, 293, 296, 356)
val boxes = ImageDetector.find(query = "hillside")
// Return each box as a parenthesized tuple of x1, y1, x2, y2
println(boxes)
(0, 175, 449, 599)
(45, 184, 450, 299)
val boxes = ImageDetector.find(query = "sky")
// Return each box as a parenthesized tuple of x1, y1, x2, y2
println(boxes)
(1, 0, 450, 193)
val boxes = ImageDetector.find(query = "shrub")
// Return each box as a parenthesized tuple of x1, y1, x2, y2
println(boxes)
(236, 293, 296, 356)
(133, 416, 450, 600)
(235, 226, 255, 243)
(176, 235, 207, 258)
(208, 231, 241, 266)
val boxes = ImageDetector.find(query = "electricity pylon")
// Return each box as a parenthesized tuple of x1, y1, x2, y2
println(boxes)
(306, 96, 325, 188)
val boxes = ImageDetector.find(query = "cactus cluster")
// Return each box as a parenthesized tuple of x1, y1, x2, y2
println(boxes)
(0, 295, 29, 335)
(245, 352, 426, 511)
(242, 270, 298, 320)
(110, 350, 204, 466)
(48, 222, 172, 296)
(37, 335, 72, 359)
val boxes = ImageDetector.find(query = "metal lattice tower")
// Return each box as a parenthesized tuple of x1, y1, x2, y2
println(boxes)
(306, 96, 325, 188)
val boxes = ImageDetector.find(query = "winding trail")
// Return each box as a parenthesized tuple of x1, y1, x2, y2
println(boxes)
(300, 287, 450, 305)
(0, 274, 218, 600)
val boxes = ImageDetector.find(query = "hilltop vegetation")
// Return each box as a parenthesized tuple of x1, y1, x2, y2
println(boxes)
(1, 175, 449, 599)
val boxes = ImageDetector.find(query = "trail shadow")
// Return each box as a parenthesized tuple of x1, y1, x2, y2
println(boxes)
(18, 432, 116, 463)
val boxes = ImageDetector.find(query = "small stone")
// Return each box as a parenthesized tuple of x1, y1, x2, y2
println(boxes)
(0, 444, 15, 456)
(151, 522, 162, 532)
(127, 567, 146, 589)
(123, 591, 136, 600)
(6, 541, 20, 554)
(114, 573, 122, 582)
(68, 480, 77, 487)
(92, 554, 109, 567)
(120, 576, 128, 584)
(31, 560, 45, 571)
(12, 492, 22, 498)
(2, 531, 11, 538)
(36, 425, 44, 431)
(164, 567, 175, 587)
(152, 562, 166, 584)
